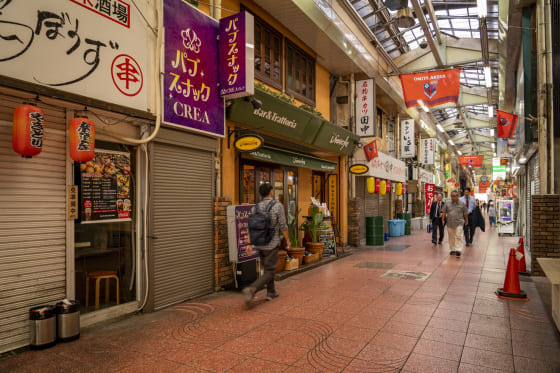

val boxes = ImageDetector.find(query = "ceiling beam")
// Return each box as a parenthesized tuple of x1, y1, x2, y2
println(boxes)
(424, 0, 442, 45)
(410, 0, 445, 66)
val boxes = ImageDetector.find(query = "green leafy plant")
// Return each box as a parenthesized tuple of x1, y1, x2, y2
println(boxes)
(299, 104, 323, 118)
(300, 206, 327, 244)
(287, 199, 302, 248)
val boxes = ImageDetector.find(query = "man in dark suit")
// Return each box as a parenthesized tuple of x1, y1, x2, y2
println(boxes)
(430, 193, 445, 244)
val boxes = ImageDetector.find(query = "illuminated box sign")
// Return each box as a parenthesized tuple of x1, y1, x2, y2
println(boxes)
(219, 11, 254, 99)
(162, 0, 225, 137)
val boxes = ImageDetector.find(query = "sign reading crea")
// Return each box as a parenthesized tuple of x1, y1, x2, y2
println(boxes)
(163, 0, 225, 137)
(0, 0, 147, 110)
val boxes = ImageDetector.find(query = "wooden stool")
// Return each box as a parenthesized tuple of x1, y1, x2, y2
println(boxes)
(85, 271, 119, 310)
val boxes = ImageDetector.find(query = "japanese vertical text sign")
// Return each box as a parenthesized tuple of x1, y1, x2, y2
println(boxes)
(355, 79, 375, 137)
(399, 69, 461, 109)
(424, 183, 435, 215)
(0, 0, 147, 110)
(163, 0, 225, 137)
(219, 12, 254, 99)
(400, 119, 415, 158)
(421, 138, 435, 165)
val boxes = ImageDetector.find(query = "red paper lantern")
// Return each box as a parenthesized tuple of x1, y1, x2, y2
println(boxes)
(374, 178, 380, 193)
(386, 180, 391, 194)
(12, 103, 44, 157)
(69, 117, 95, 162)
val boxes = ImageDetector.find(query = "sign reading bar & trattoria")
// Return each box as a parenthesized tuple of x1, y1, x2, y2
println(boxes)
(79, 149, 132, 223)
(163, 0, 225, 137)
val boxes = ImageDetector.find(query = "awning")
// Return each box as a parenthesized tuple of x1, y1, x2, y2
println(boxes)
(227, 87, 359, 156)
(245, 146, 337, 172)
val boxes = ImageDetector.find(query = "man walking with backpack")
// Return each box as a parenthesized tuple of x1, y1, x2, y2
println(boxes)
(243, 183, 290, 309)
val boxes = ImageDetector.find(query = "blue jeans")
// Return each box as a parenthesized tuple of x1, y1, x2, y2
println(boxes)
(489, 216, 496, 227)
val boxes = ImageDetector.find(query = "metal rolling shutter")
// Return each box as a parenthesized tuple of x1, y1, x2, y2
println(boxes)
(356, 178, 366, 243)
(151, 141, 214, 310)
(379, 193, 391, 233)
(0, 95, 67, 353)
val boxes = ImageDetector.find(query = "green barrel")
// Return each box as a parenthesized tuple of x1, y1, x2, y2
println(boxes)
(366, 216, 384, 245)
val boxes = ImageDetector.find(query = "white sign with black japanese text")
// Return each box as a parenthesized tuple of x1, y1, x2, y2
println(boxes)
(0, 0, 148, 111)
(355, 79, 375, 137)
(401, 119, 415, 158)
(421, 138, 435, 165)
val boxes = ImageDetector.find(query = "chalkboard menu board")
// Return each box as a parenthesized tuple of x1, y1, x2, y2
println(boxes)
(319, 217, 335, 257)
(78, 149, 132, 223)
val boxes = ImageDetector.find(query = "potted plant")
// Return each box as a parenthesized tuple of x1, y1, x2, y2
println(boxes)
(286, 199, 305, 265)
(300, 206, 327, 255)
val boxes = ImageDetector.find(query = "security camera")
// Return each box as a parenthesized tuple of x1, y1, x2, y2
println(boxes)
(244, 96, 262, 110)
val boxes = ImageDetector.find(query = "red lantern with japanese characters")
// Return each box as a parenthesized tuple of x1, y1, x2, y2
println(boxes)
(386, 180, 391, 194)
(375, 178, 381, 193)
(12, 103, 44, 157)
(69, 117, 95, 162)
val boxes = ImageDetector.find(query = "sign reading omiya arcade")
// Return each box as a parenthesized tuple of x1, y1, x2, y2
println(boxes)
(163, 0, 225, 137)
(0, 0, 147, 110)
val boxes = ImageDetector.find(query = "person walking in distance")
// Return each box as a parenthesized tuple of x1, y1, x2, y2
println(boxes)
(488, 202, 497, 227)
(243, 183, 290, 309)
(459, 188, 477, 246)
(430, 193, 445, 245)
(441, 190, 469, 258)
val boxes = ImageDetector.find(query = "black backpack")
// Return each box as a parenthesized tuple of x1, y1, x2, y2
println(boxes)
(248, 200, 277, 246)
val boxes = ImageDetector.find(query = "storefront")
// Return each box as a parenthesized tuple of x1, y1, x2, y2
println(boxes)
(353, 150, 407, 245)
(225, 87, 357, 255)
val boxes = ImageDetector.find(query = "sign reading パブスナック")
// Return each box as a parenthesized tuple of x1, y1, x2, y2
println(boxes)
(401, 119, 415, 158)
(219, 11, 254, 99)
(355, 79, 375, 137)
(0, 0, 147, 111)
(163, 0, 225, 137)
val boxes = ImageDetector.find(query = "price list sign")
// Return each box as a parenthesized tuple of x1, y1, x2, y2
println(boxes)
(79, 149, 132, 223)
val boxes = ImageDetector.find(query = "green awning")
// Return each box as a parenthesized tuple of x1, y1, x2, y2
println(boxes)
(227, 87, 358, 156)
(245, 146, 337, 172)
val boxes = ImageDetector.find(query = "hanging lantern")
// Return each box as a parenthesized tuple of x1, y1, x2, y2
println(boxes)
(386, 180, 391, 194)
(367, 177, 375, 194)
(69, 117, 95, 162)
(396, 183, 403, 196)
(375, 178, 381, 193)
(396, 6, 415, 28)
(12, 103, 44, 158)
(380, 180, 387, 195)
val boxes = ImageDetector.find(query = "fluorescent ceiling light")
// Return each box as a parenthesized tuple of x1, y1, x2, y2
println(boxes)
(457, 150, 462, 155)
(492, 143, 495, 149)
(488, 106, 494, 118)
(506, 167, 510, 172)
(493, 152, 497, 156)
(418, 100, 430, 112)
(519, 156, 528, 164)
(490, 129, 495, 136)
(484, 66, 492, 88)
(477, 0, 487, 18)
(436, 124, 445, 132)
(448, 139, 455, 146)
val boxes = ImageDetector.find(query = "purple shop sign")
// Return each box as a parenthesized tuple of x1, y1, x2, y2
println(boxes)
(227, 204, 259, 263)
(162, 0, 225, 137)
(218, 11, 254, 99)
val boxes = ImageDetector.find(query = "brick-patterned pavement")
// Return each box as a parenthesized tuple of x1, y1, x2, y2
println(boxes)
(1, 226, 559, 372)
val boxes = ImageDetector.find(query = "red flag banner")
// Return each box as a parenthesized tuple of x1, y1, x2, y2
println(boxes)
(399, 69, 461, 109)
(458, 155, 484, 168)
(425, 183, 435, 215)
(479, 181, 491, 193)
(496, 110, 519, 139)
(363, 140, 378, 162)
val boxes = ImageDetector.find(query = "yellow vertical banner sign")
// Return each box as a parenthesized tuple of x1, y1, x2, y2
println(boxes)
(328, 175, 337, 223)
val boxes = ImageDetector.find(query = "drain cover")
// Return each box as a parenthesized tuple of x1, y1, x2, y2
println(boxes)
(363, 244, 410, 252)
(354, 262, 394, 269)
(381, 269, 431, 281)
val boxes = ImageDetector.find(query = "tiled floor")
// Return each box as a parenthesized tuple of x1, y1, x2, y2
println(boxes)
(2, 227, 560, 372)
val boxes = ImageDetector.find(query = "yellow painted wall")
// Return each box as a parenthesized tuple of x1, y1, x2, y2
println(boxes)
(315, 64, 331, 121)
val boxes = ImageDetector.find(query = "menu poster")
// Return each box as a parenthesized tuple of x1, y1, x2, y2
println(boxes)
(78, 149, 132, 224)
(227, 205, 259, 263)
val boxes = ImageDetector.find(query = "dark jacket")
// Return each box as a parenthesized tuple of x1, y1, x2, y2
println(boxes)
(471, 206, 486, 232)
(430, 201, 444, 220)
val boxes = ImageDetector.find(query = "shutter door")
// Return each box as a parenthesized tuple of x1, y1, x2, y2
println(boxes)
(379, 193, 391, 233)
(356, 177, 366, 243)
(0, 95, 67, 353)
(151, 141, 214, 310)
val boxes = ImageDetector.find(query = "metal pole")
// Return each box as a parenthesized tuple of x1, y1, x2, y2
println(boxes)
(537, 0, 549, 192)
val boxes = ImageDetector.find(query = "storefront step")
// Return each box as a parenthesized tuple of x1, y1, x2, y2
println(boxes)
(274, 250, 353, 281)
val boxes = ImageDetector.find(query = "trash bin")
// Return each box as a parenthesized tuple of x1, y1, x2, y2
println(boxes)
(55, 300, 80, 342)
(29, 305, 56, 349)
(388, 220, 400, 237)
(396, 219, 406, 236)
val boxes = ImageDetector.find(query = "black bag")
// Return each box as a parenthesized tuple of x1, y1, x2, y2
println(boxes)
(248, 200, 277, 246)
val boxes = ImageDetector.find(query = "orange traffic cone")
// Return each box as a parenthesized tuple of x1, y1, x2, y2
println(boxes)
(516, 238, 530, 276)
(496, 248, 528, 300)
